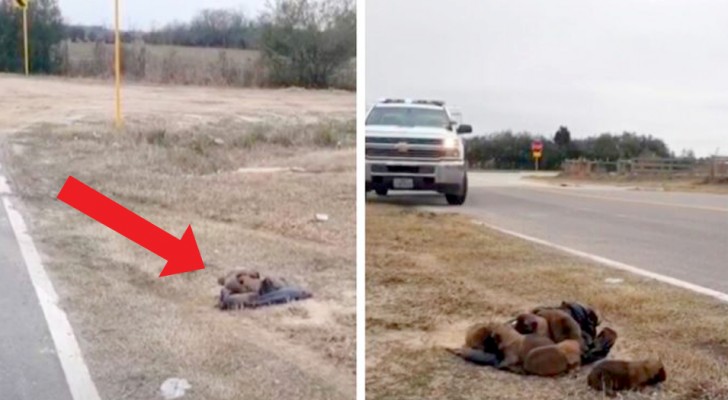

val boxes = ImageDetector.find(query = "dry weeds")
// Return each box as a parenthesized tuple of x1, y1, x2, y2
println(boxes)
(531, 175, 728, 195)
(56, 42, 356, 90)
(1, 117, 355, 399)
(366, 204, 728, 400)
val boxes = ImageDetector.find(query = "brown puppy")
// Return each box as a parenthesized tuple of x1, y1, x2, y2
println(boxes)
(514, 313, 549, 338)
(594, 327, 618, 353)
(217, 270, 261, 286)
(221, 272, 263, 294)
(523, 339, 582, 376)
(588, 358, 666, 396)
(464, 322, 493, 350)
(217, 288, 256, 310)
(533, 309, 585, 350)
(491, 324, 555, 373)
(259, 276, 288, 295)
(446, 323, 501, 366)
(556, 340, 582, 369)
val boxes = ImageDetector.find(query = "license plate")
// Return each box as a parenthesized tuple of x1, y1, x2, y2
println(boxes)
(393, 178, 414, 189)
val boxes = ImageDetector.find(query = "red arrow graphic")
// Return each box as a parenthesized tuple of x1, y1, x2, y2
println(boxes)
(57, 176, 204, 277)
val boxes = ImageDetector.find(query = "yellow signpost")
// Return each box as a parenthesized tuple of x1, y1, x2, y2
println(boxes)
(15, 0, 29, 76)
(115, 0, 123, 128)
(531, 141, 543, 171)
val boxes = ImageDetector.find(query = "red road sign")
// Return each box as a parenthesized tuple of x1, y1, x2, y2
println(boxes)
(531, 141, 543, 152)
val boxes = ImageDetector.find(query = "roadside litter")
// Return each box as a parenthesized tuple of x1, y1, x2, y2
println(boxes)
(160, 377, 191, 399)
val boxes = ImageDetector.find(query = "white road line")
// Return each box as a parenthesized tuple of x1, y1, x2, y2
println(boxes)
(471, 219, 728, 303)
(1, 178, 101, 400)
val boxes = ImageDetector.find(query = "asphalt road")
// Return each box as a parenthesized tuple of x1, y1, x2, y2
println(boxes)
(0, 198, 73, 399)
(369, 172, 728, 294)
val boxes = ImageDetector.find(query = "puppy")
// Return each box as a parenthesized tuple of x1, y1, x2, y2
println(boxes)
(447, 323, 501, 366)
(587, 358, 666, 396)
(514, 313, 550, 338)
(218, 288, 256, 310)
(217, 269, 261, 286)
(464, 323, 494, 350)
(523, 339, 581, 377)
(582, 327, 618, 365)
(533, 309, 585, 351)
(491, 323, 555, 373)
(220, 272, 262, 294)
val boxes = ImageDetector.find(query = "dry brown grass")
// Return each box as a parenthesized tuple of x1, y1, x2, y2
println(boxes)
(1, 118, 355, 399)
(366, 204, 728, 400)
(532, 174, 728, 195)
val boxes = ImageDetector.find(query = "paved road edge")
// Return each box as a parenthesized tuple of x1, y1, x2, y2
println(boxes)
(1, 169, 101, 400)
(471, 218, 728, 303)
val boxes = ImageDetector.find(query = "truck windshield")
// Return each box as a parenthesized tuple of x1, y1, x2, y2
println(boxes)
(365, 107, 450, 129)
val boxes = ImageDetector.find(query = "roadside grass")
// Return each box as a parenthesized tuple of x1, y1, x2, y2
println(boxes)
(366, 204, 728, 400)
(1, 119, 356, 400)
(529, 174, 728, 195)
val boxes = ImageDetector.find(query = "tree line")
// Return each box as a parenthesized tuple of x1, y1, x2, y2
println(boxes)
(0, 0, 63, 73)
(0, 0, 356, 89)
(465, 127, 676, 170)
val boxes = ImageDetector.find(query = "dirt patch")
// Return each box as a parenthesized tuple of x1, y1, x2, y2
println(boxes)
(366, 204, 728, 400)
(0, 77, 355, 400)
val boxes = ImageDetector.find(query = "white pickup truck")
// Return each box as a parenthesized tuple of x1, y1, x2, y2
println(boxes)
(365, 99, 472, 205)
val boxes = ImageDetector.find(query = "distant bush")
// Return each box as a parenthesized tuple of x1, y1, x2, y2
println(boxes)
(259, 0, 356, 89)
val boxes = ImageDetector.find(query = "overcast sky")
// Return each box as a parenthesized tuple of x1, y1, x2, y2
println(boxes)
(366, 0, 728, 157)
(58, 0, 267, 30)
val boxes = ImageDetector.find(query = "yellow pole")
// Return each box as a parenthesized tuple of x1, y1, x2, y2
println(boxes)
(23, 6, 28, 76)
(114, 0, 122, 128)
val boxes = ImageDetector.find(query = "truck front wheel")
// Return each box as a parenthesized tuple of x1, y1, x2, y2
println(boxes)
(375, 188, 388, 196)
(445, 176, 467, 205)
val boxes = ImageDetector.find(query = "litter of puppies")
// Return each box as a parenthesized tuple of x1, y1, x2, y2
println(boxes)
(216, 269, 313, 310)
(447, 301, 666, 396)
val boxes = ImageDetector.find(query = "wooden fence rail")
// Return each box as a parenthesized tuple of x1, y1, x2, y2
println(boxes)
(563, 156, 728, 179)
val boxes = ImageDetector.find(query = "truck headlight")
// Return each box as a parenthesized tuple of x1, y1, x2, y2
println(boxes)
(442, 138, 461, 158)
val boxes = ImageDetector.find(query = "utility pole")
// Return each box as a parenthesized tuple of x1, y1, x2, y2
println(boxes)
(114, 0, 123, 128)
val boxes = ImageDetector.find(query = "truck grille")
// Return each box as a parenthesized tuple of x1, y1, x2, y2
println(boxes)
(366, 137, 443, 146)
(366, 148, 444, 159)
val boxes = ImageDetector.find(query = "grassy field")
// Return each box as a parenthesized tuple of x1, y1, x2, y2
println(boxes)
(0, 76, 356, 400)
(366, 204, 728, 400)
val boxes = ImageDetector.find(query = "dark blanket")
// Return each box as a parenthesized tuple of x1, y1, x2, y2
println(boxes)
(218, 276, 313, 310)
(243, 286, 313, 308)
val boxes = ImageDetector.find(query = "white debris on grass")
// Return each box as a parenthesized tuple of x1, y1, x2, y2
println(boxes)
(160, 378, 191, 399)
(315, 213, 329, 222)
(605, 278, 624, 284)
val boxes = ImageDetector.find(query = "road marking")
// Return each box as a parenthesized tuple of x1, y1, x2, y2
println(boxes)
(527, 186, 728, 213)
(1, 175, 101, 400)
(471, 219, 728, 303)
